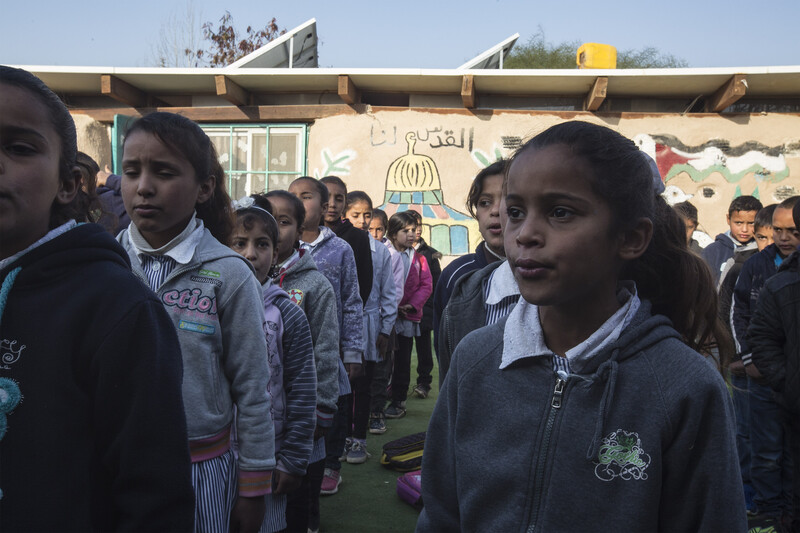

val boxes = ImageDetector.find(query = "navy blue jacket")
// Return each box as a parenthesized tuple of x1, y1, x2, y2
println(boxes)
(96, 174, 131, 236)
(702, 232, 751, 283)
(732, 244, 781, 358)
(748, 251, 800, 412)
(432, 241, 495, 352)
(0, 224, 194, 531)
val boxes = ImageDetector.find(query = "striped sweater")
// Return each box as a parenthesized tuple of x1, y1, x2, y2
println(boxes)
(263, 283, 318, 476)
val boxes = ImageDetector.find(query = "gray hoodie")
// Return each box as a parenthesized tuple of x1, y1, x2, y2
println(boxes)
(418, 302, 746, 533)
(119, 228, 275, 476)
(276, 249, 340, 426)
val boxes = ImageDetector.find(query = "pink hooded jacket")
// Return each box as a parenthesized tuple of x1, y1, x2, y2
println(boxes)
(400, 249, 433, 323)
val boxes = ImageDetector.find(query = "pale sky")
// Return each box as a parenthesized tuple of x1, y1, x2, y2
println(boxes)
(2, 0, 798, 69)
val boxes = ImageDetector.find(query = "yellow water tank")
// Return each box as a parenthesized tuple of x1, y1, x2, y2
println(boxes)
(577, 43, 617, 69)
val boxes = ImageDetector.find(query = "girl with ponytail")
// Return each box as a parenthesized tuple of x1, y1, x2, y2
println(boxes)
(418, 121, 744, 532)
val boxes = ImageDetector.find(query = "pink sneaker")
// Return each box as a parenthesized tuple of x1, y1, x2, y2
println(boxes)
(320, 468, 341, 495)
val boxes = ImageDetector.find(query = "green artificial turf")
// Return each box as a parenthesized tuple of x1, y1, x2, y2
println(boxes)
(318, 346, 438, 533)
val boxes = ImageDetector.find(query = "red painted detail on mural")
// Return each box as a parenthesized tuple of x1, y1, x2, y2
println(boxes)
(654, 143, 690, 178)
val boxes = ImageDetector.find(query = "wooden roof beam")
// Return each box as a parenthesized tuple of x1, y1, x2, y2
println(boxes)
(215, 75, 251, 106)
(461, 74, 475, 108)
(338, 75, 360, 105)
(101, 74, 162, 108)
(583, 76, 608, 111)
(706, 74, 747, 112)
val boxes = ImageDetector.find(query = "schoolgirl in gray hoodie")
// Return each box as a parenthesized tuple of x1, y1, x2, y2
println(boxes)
(119, 113, 274, 532)
(418, 122, 746, 533)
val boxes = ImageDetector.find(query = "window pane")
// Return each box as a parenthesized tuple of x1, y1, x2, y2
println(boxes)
(269, 132, 299, 172)
(252, 133, 267, 171)
(231, 131, 249, 172)
(228, 172, 248, 201)
(209, 135, 231, 173)
(249, 173, 268, 195)
(268, 173, 297, 191)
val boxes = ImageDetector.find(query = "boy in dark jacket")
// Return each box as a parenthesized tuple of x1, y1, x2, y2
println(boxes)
(702, 195, 762, 282)
(409, 210, 442, 398)
(747, 199, 800, 532)
(734, 196, 799, 525)
(717, 204, 775, 515)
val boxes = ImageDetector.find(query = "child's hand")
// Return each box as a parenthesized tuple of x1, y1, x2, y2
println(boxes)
(273, 470, 303, 495)
(229, 495, 266, 533)
(745, 362, 765, 380)
(376, 333, 389, 359)
(346, 362, 363, 380)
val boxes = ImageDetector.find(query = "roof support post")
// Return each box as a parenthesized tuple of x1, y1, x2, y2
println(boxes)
(461, 74, 475, 108)
(215, 75, 251, 106)
(583, 76, 608, 111)
(706, 74, 747, 112)
(338, 75, 360, 104)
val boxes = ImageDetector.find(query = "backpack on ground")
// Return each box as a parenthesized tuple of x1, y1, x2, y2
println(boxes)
(380, 431, 425, 472)
(396, 469, 423, 510)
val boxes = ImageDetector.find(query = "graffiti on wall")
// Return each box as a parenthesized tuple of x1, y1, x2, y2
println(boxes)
(312, 148, 357, 179)
(371, 123, 475, 151)
(378, 132, 476, 255)
(635, 133, 794, 199)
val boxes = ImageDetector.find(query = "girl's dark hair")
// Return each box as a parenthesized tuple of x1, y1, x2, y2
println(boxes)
(320, 175, 348, 194)
(387, 211, 417, 241)
(372, 208, 388, 228)
(672, 200, 698, 225)
(510, 121, 733, 368)
(233, 194, 278, 246)
(265, 190, 306, 231)
(467, 159, 507, 218)
(123, 112, 234, 244)
(0, 65, 91, 227)
(291, 176, 329, 205)
(345, 190, 373, 211)
(75, 152, 102, 223)
(407, 209, 422, 223)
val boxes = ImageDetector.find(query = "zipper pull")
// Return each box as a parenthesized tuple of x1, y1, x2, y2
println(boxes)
(551, 378, 566, 408)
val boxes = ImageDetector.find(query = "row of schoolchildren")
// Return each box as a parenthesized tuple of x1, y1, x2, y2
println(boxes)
(677, 194, 800, 531)
(417, 124, 750, 531)
(0, 66, 438, 533)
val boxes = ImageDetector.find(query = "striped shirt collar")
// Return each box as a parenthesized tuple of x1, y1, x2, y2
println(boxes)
(485, 261, 519, 305)
(128, 213, 204, 265)
(500, 282, 640, 374)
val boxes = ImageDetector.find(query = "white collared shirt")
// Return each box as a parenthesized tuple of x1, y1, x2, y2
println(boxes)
(500, 283, 640, 375)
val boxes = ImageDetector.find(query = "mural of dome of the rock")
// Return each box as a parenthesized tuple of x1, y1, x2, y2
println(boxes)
(379, 132, 477, 256)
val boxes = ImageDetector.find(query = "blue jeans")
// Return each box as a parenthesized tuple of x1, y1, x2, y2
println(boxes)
(730, 373, 751, 483)
(748, 377, 793, 516)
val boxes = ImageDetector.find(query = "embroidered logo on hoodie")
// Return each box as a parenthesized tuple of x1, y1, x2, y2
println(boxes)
(594, 429, 651, 482)
(0, 340, 25, 369)
(288, 289, 304, 306)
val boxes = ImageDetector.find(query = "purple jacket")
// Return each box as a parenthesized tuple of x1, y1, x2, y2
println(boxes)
(302, 226, 364, 364)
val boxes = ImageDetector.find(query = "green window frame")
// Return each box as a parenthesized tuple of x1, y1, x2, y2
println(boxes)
(201, 124, 309, 199)
(112, 116, 308, 199)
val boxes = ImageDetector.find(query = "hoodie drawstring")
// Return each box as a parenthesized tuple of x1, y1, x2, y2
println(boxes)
(585, 350, 620, 461)
(0, 267, 21, 331)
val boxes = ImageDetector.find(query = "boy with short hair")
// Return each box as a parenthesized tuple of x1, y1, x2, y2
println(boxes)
(673, 200, 703, 255)
(747, 199, 800, 533)
(703, 195, 763, 282)
(717, 203, 776, 516)
(733, 196, 800, 527)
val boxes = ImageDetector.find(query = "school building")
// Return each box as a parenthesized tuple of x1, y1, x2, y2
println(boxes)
(17, 19, 800, 255)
